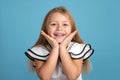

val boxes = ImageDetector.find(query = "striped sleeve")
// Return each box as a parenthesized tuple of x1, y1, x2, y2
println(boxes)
(25, 46, 49, 61)
(68, 42, 94, 60)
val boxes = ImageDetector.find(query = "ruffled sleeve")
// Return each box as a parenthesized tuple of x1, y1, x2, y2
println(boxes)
(67, 42, 94, 60)
(25, 46, 49, 61)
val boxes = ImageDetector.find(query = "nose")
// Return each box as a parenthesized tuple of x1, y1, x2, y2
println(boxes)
(57, 24, 63, 30)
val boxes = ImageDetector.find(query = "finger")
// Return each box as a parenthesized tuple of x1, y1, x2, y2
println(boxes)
(41, 30, 58, 48)
(68, 30, 78, 40)
(71, 30, 77, 36)
(63, 30, 77, 44)
(41, 30, 51, 40)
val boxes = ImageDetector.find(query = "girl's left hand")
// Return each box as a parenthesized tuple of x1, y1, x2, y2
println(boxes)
(60, 30, 77, 48)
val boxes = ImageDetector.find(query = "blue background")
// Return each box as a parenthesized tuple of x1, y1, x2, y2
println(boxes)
(0, 0, 120, 80)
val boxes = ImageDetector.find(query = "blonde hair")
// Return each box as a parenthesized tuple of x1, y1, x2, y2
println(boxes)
(30, 6, 91, 73)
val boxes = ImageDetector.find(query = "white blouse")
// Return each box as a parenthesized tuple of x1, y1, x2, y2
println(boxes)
(25, 42, 94, 80)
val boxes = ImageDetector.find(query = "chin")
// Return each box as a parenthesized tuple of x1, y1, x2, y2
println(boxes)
(57, 41, 63, 44)
(54, 37, 65, 43)
(56, 40, 63, 44)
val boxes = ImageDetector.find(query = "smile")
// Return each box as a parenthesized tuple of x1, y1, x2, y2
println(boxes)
(54, 33, 65, 36)
(54, 31, 66, 37)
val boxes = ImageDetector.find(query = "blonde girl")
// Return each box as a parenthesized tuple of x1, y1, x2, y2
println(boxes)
(25, 6, 94, 80)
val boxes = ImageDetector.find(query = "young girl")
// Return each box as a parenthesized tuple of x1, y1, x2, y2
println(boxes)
(25, 6, 94, 80)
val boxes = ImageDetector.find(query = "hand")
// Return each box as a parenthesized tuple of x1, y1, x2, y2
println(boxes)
(41, 30, 59, 49)
(60, 30, 77, 48)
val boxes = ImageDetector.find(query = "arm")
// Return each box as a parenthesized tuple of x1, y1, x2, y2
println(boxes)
(35, 31, 59, 80)
(59, 30, 83, 80)
(35, 47, 59, 80)
(59, 46, 83, 80)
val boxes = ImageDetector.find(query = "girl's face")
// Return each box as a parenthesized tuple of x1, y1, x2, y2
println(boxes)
(47, 12, 72, 43)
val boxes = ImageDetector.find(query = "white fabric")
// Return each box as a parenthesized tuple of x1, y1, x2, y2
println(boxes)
(67, 42, 94, 60)
(25, 42, 94, 80)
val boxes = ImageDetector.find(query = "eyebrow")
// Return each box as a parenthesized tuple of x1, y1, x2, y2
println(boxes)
(47, 21, 70, 25)
(49, 21, 69, 23)
(63, 21, 69, 22)
(49, 21, 57, 23)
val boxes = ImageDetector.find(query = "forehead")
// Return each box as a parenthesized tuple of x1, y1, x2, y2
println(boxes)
(48, 12, 70, 22)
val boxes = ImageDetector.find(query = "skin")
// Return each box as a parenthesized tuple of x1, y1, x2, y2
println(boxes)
(35, 12, 83, 80)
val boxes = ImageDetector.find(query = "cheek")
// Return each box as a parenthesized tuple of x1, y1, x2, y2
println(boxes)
(47, 28, 54, 37)
(66, 28, 71, 35)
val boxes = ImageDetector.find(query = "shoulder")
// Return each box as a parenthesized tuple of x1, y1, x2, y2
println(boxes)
(25, 45, 50, 61)
(30, 45, 49, 55)
(67, 42, 94, 60)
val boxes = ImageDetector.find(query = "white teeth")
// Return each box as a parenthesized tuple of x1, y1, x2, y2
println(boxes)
(54, 33, 65, 36)
(54, 31, 65, 36)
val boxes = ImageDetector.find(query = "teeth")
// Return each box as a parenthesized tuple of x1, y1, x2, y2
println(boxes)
(54, 33, 65, 36)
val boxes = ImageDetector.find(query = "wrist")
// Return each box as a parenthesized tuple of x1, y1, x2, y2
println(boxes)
(59, 45, 67, 50)
(51, 47, 59, 55)
(60, 43, 67, 49)
(52, 46, 59, 51)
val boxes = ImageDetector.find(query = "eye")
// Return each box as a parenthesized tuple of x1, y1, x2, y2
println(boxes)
(51, 23, 56, 26)
(63, 23, 69, 26)
(49, 22, 57, 27)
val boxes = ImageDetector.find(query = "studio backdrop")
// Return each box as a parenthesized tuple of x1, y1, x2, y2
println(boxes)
(0, 0, 120, 80)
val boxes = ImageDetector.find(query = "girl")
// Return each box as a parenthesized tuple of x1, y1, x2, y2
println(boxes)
(25, 6, 94, 80)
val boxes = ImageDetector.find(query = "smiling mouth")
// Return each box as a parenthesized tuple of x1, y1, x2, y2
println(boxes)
(54, 33, 65, 36)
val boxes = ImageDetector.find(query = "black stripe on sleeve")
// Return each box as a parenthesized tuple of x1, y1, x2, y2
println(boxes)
(25, 52, 47, 62)
(25, 52, 34, 61)
(70, 44, 90, 56)
(28, 49, 49, 57)
(83, 48, 94, 61)
(69, 44, 94, 60)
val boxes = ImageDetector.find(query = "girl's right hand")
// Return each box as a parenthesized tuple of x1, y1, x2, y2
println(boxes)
(41, 30, 59, 49)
